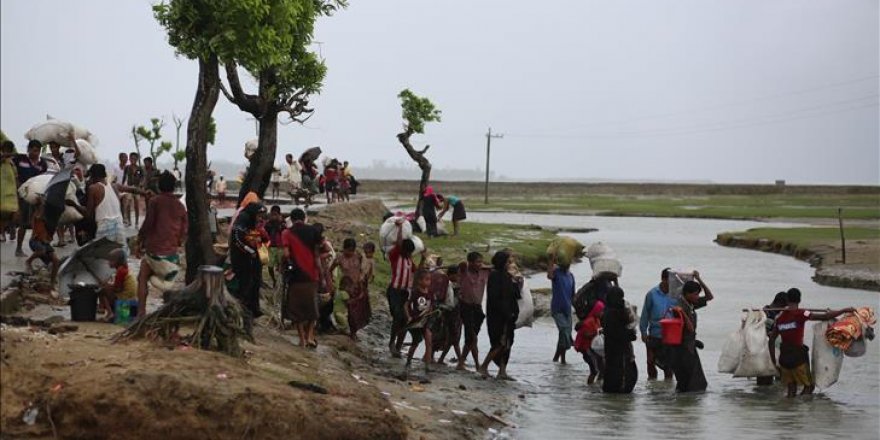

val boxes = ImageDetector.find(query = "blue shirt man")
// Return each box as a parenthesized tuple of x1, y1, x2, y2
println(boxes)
(639, 268, 678, 380)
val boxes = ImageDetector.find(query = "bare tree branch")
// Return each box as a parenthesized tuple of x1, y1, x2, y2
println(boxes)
(223, 62, 261, 115)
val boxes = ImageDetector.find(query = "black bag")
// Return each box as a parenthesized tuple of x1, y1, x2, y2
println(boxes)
(573, 281, 597, 320)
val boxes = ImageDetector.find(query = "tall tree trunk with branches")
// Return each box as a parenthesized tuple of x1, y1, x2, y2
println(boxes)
(184, 55, 222, 283)
(221, 64, 311, 203)
(397, 129, 432, 216)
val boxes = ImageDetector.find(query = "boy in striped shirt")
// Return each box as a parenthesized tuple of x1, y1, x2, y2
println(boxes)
(387, 218, 424, 357)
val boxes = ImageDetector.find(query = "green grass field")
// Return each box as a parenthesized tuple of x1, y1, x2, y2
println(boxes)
(716, 226, 880, 248)
(369, 222, 556, 290)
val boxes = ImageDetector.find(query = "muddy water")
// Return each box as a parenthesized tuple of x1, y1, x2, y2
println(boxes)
(467, 213, 880, 440)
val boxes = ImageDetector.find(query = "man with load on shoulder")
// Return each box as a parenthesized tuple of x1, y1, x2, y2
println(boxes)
(768, 288, 854, 398)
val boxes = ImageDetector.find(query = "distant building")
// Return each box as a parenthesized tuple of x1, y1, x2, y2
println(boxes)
(775, 180, 786, 187)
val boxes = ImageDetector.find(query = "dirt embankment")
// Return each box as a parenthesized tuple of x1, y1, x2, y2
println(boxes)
(1, 199, 522, 440)
(714, 234, 880, 292)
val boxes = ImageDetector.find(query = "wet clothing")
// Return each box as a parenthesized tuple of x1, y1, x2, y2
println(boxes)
(386, 287, 408, 328)
(139, 192, 187, 256)
(460, 303, 485, 348)
(553, 311, 574, 351)
(602, 304, 638, 393)
(550, 268, 575, 314)
(639, 285, 678, 338)
(668, 298, 709, 393)
(780, 361, 813, 387)
(486, 270, 520, 366)
(775, 309, 811, 347)
(286, 281, 318, 323)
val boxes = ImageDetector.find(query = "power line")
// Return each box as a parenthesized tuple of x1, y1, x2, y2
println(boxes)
(544, 74, 880, 132)
(505, 94, 878, 140)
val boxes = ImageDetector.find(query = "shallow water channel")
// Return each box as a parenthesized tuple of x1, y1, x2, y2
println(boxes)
(465, 213, 880, 439)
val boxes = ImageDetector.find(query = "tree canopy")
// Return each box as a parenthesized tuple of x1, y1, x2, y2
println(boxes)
(398, 89, 441, 135)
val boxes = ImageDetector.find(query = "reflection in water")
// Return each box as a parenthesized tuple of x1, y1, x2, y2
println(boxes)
(466, 213, 880, 440)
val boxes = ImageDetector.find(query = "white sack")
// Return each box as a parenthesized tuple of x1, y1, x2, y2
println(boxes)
(244, 139, 258, 159)
(812, 320, 844, 389)
(733, 311, 778, 377)
(718, 330, 745, 374)
(379, 216, 413, 252)
(515, 280, 535, 328)
(591, 333, 605, 357)
(75, 139, 98, 167)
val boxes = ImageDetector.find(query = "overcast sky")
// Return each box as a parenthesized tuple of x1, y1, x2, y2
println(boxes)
(2, 0, 878, 184)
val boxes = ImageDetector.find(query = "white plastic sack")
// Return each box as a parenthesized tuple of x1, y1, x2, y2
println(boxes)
(18, 174, 83, 224)
(415, 216, 427, 233)
(25, 118, 98, 147)
(667, 270, 695, 302)
(379, 216, 413, 252)
(718, 330, 745, 374)
(244, 139, 258, 159)
(591, 333, 605, 357)
(410, 235, 425, 254)
(585, 242, 622, 277)
(733, 311, 778, 377)
(515, 280, 535, 328)
(75, 139, 98, 167)
(812, 321, 844, 389)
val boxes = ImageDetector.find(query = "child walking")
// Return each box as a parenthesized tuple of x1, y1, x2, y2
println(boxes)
(404, 270, 436, 374)
(574, 301, 605, 384)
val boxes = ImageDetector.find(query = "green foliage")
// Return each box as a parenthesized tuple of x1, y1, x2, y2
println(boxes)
(207, 116, 217, 145)
(398, 89, 441, 134)
(134, 117, 173, 162)
(173, 150, 187, 162)
(0, 129, 7, 142)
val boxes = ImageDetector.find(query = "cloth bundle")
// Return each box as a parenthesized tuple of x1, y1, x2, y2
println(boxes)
(547, 236, 585, 267)
(584, 241, 621, 277)
(826, 307, 876, 351)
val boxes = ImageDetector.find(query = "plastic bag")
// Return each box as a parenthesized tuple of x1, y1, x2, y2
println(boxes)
(591, 333, 605, 357)
(379, 216, 413, 252)
(718, 330, 744, 373)
(733, 311, 777, 377)
(515, 280, 535, 328)
(812, 320, 844, 389)
(585, 241, 621, 277)
(667, 270, 695, 303)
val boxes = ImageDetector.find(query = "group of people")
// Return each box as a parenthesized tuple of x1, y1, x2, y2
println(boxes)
(224, 193, 376, 345)
(551, 263, 716, 393)
(0, 137, 189, 323)
(418, 185, 467, 236)
(383, 219, 522, 379)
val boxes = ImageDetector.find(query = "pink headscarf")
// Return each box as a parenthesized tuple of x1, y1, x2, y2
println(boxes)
(423, 186, 434, 197)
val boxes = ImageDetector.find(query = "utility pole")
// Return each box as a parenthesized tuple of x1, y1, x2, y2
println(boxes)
(484, 127, 503, 204)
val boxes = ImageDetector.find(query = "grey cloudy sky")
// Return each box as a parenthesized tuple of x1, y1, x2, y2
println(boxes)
(2, 0, 878, 184)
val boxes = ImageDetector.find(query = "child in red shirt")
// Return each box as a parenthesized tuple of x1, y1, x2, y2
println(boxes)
(575, 301, 605, 384)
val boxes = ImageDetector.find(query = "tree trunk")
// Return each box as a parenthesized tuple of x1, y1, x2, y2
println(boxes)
(238, 109, 278, 202)
(184, 54, 222, 283)
(397, 132, 432, 216)
(238, 70, 278, 203)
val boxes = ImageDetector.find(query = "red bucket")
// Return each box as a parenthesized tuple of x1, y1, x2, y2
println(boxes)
(660, 316, 684, 346)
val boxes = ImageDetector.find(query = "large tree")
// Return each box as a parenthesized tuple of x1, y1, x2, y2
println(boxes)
(217, 0, 342, 201)
(396, 89, 441, 215)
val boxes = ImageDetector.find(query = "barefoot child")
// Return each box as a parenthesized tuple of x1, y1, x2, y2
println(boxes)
(330, 238, 370, 339)
(437, 265, 463, 364)
(404, 270, 436, 373)
(25, 198, 59, 283)
(574, 301, 605, 384)
(100, 249, 137, 322)
(263, 205, 286, 288)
